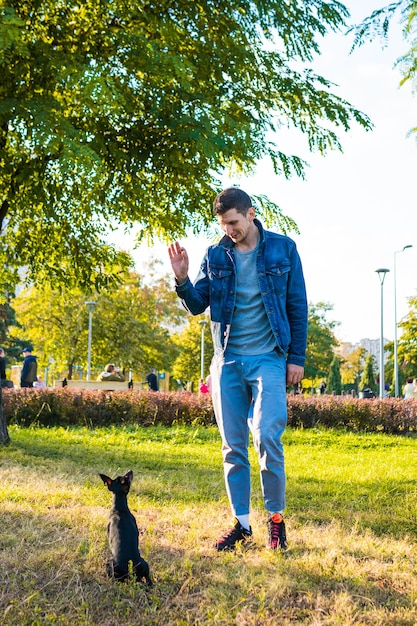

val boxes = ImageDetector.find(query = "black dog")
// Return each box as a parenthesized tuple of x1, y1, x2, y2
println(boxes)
(100, 470, 152, 585)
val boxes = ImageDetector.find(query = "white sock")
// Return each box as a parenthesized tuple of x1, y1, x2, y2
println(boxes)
(236, 514, 250, 531)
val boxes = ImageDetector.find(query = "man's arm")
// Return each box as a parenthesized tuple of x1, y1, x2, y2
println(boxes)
(168, 242, 210, 315)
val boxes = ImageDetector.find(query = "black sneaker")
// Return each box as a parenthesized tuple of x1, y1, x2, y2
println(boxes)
(267, 513, 287, 550)
(215, 518, 252, 551)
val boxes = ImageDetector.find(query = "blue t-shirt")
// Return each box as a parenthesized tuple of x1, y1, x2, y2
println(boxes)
(227, 244, 277, 356)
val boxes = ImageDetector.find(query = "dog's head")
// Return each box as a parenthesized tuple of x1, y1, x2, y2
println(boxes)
(100, 470, 133, 495)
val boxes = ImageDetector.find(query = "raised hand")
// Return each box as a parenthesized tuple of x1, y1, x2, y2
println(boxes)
(168, 241, 189, 283)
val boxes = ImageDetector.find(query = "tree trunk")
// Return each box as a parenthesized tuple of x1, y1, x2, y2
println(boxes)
(0, 384, 11, 445)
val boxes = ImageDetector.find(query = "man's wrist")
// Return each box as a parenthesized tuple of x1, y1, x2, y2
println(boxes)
(175, 275, 188, 287)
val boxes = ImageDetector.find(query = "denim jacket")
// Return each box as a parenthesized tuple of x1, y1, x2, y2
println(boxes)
(176, 219, 308, 366)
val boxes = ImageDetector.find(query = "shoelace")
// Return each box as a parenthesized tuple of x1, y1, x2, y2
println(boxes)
(269, 521, 281, 546)
(220, 526, 242, 543)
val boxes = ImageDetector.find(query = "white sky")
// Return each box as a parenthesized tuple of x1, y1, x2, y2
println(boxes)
(112, 0, 417, 345)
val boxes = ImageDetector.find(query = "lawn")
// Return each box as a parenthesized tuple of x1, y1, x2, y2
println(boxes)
(0, 424, 416, 625)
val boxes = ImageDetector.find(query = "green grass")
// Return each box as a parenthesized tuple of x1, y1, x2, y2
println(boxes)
(0, 425, 416, 625)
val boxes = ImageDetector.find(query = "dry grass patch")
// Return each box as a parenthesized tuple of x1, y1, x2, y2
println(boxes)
(0, 425, 416, 625)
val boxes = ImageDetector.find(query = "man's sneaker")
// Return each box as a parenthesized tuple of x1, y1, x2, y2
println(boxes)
(215, 518, 252, 551)
(267, 513, 287, 550)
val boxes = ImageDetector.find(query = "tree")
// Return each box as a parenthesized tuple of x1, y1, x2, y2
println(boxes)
(339, 345, 367, 391)
(352, 2, 417, 133)
(304, 302, 339, 391)
(327, 355, 342, 395)
(397, 295, 417, 379)
(0, 1, 372, 297)
(0, 386, 10, 445)
(10, 267, 186, 379)
(172, 315, 213, 390)
(360, 353, 378, 394)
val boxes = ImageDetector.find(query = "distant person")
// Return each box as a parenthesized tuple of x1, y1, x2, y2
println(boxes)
(403, 377, 415, 399)
(0, 347, 6, 381)
(20, 347, 38, 388)
(146, 368, 159, 391)
(319, 380, 327, 395)
(97, 363, 125, 382)
(205, 374, 212, 394)
(33, 375, 46, 388)
(199, 378, 209, 394)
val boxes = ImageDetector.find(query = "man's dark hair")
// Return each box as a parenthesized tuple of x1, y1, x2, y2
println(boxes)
(213, 187, 253, 216)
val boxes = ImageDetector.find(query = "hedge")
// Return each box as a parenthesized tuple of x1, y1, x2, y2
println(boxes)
(2, 389, 417, 434)
(287, 395, 417, 434)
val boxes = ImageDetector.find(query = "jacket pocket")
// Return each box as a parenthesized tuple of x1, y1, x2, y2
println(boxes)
(266, 264, 290, 295)
(208, 267, 233, 320)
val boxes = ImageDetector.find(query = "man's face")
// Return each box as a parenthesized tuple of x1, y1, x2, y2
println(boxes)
(217, 207, 255, 245)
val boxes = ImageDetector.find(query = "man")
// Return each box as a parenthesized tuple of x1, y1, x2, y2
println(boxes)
(20, 347, 38, 388)
(146, 368, 159, 391)
(168, 187, 307, 551)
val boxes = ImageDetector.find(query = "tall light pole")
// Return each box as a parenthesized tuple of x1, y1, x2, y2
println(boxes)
(198, 319, 208, 381)
(393, 245, 413, 397)
(85, 301, 97, 381)
(375, 269, 390, 399)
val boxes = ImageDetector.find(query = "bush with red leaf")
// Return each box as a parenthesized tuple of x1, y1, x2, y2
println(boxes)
(2, 389, 416, 434)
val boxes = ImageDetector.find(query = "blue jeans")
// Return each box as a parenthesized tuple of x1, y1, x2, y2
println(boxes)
(210, 350, 287, 516)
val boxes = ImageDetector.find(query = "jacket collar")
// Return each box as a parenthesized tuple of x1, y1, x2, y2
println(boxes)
(218, 218, 265, 250)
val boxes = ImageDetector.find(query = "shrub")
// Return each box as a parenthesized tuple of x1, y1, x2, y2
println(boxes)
(287, 395, 417, 434)
(2, 389, 216, 428)
(2, 389, 416, 434)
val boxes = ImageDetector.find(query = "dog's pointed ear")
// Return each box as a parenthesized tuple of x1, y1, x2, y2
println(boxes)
(99, 474, 112, 487)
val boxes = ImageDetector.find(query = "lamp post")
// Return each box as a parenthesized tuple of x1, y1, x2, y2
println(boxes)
(375, 269, 390, 398)
(198, 319, 208, 381)
(85, 301, 97, 381)
(393, 245, 413, 397)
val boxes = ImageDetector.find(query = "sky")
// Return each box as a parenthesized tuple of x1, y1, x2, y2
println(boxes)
(112, 0, 417, 345)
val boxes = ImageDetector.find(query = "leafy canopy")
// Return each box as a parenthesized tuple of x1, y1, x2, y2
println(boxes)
(304, 302, 339, 384)
(0, 0, 372, 295)
(351, 1, 417, 133)
(397, 295, 417, 378)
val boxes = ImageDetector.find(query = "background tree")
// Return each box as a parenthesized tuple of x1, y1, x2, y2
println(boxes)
(397, 295, 417, 381)
(0, 301, 23, 361)
(10, 286, 89, 379)
(304, 302, 339, 392)
(340, 345, 367, 392)
(0, 0, 372, 297)
(172, 315, 213, 391)
(327, 355, 342, 395)
(352, 2, 417, 135)
(360, 353, 378, 393)
(10, 266, 185, 380)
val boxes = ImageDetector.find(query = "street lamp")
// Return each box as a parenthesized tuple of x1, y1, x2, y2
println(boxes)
(393, 245, 413, 397)
(198, 319, 208, 381)
(85, 301, 97, 381)
(375, 269, 390, 398)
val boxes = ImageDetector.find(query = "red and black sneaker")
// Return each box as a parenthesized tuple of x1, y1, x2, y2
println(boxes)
(267, 513, 287, 550)
(215, 518, 252, 551)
